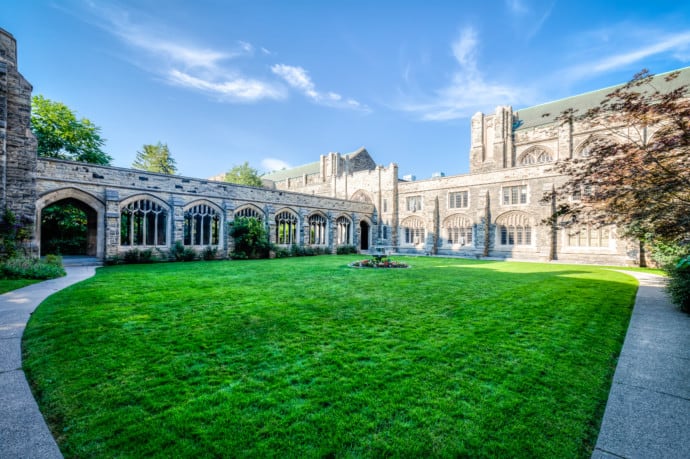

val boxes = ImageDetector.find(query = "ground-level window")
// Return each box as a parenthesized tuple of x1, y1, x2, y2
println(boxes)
(445, 215, 473, 246)
(567, 225, 611, 247)
(276, 210, 298, 245)
(184, 204, 220, 246)
(502, 185, 528, 205)
(449, 191, 469, 209)
(335, 216, 352, 245)
(497, 212, 533, 246)
(309, 214, 327, 245)
(120, 199, 167, 246)
(401, 217, 425, 244)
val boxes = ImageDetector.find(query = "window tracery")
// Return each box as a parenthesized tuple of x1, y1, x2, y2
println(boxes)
(335, 216, 352, 245)
(496, 212, 533, 246)
(276, 210, 298, 245)
(120, 198, 167, 246)
(308, 214, 328, 245)
(184, 203, 220, 246)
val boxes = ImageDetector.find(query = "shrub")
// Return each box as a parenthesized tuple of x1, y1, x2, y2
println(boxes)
(0, 256, 65, 279)
(44, 254, 63, 267)
(202, 246, 218, 260)
(336, 245, 357, 255)
(667, 256, 690, 313)
(123, 249, 141, 264)
(273, 246, 290, 258)
(230, 217, 270, 259)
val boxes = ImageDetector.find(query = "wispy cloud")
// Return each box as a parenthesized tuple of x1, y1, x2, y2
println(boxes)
(398, 27, 534, 121)
(76, 2, 285, 102)
(564, 29, 690, 82)
(168, 70, 286, 102)
(271, 64, 369, 111)
(261, 158, 291, 172)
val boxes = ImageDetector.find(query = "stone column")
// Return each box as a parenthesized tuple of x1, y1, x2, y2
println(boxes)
(104, 189, 120, 259)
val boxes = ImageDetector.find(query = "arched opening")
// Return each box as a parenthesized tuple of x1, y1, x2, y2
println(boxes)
(359, 220, 370, 251)
(40, 198, 97, 256)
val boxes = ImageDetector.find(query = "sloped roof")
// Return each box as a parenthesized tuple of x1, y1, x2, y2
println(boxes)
(262, 147, 371, 182)
(514, 67, 690, 131)
(262, 161, 320, 182)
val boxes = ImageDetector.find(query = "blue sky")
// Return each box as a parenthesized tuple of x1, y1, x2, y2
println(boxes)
(4, 1, 690, 180)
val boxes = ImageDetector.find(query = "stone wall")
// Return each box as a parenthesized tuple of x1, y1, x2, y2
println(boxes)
(0, 28, 37, 240)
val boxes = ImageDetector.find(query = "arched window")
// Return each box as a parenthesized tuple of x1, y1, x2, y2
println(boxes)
(120, 198, 167, 246)
(401, 217, 425, 245)
(309, 214, 328, 245)
(444, 214, 473, 246)
(496, 212, 533, 246)
(184, 203, 220, 246)
(519, 146, 553, 165)
(235, 206, 263, 221)
(276, 210, 298, 245)
(335, 216, 352, 245)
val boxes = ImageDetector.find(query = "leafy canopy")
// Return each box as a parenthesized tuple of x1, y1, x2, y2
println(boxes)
(224, 161, 263, 187)
(229, 217, 270, 259)
(550, 70, 690, 244)
(31, 95, 112, 165)
(132, 142, 177, 175)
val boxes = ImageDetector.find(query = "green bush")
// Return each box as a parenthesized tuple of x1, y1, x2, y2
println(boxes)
(336, 244, 357, 255)
(170, 241, 196, 261)
(667, 257, 690, 313)
(273, 246, 290, 258)
(44, 254, 63, 267)
(230, 217, 270, 259)
(202, 246, 218, 260)
(0, 256, 65, 280)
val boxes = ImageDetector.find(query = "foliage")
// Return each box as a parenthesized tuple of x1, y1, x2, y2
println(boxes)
(23, 257, 637, 457)
(169, 241, 197, 261)
(549, 70, 690, 245)
(0, 256, 65, 279)
(336, 244, 358, 255)
(202, 246, 218, 260)
(122, 248, 156, 264)
(31, 95, 112, 165)
(40, 202, 87, 255)
(667, 256, 690, 313)
(0, 209, 32, 260)
(350, 256, 408, 268)
(224, 161, 264, 187)
(44, 254, 63, 267)
(650, 240, 690, 269)
(230, 217, 270, 259)
(132, 142, 177, 175)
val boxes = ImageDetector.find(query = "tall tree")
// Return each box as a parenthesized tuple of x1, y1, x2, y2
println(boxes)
(550, 70, 690, 245)
(224, 161, 263, 187)
(31, 95, 112, 165)
(132, 142, 177, 174)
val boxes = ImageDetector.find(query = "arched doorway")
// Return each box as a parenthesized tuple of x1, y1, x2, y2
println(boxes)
(359, 220, 370, 251)
(40, 198, 98, 256)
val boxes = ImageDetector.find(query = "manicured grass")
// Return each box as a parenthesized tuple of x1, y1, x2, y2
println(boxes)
(0, 278, 41, 294)
(23, 256, 638, 458)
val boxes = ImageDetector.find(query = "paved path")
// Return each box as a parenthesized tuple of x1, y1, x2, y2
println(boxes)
(593, 271, 690, 458)
(0, 267, 688, 457)
(0, 266, 96, 459)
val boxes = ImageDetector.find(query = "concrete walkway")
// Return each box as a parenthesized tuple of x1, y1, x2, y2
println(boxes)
(0, 268, 688, 457)
(0, 266, 96, 459)
(593, 271, 690, 458)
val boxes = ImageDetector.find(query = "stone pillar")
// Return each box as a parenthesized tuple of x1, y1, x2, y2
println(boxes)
(170, 196, 185, 247)
(223, 201, 234, 258)
(104, 189, 120, 259)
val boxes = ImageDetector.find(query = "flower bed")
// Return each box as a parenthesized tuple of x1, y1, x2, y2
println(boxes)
(349, 256, 409, 269)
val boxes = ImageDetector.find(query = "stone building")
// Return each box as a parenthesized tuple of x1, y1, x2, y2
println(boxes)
(2, 26, 687, 265)
(264, 68, 690, 266)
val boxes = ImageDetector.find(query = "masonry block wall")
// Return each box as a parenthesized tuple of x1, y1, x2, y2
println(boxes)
(0, 28, 37, 234)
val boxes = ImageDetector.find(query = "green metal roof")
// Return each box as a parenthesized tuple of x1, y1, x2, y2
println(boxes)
(262, 161, 320, 182)
(514, 67, 690, 130)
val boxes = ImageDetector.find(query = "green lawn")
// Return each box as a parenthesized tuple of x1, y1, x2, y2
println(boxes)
(0, 278, 41, 294)
(23, 256, 638, 458)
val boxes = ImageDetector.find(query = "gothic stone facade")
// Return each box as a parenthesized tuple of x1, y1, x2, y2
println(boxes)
(0, 28, 375, 261)
(264, 72, 690, 266)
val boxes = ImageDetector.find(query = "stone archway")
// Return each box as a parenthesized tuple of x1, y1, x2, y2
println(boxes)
(40, 198, 98, 256)
(36, 188, 105, 258)
(359, 220, 370, 251)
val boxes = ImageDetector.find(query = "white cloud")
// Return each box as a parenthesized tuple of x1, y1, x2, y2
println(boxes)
(261, 158, 291, 172)
(505, 0, 528, 15)
(168, 70, 286, 102)
(399, 27, 532, 121)
(271, 64, 369, 111)
(565, 29, 690, 82)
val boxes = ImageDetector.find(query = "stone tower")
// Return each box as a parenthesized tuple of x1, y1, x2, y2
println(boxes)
(0, 28, 37, 230)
